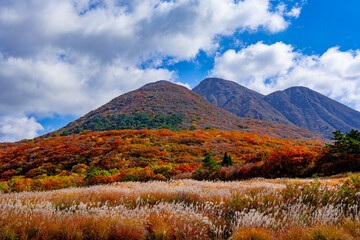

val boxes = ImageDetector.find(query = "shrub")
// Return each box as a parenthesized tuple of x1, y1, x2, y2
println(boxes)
(262, 146, 316, 178)
(0, 182, 9, 193)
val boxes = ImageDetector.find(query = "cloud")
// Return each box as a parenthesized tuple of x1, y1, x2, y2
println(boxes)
(0, 50, 174, 141)
(0, 0, 299, 62)
(173, 81, 191, 89)
(0, 116, 44, 142)
(211, 42, 360, 110)
(0, 49, 174, 117)
(286, 7, 301, 18)
(0, 0, 301, 141)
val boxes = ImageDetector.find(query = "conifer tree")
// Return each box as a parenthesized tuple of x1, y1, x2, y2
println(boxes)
(222, 152, 233, 166)
(228, 154, 233, 166)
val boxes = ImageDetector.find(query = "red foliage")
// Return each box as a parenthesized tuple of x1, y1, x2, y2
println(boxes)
(88, 175, 110, 185)
(174, 165, 194, 173)
(262, 146, 317, 178)
(1, 169, 17, 180)
(0, 129, 324, 191)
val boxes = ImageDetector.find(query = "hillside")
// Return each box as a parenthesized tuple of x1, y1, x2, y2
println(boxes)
(263, 87, 360, 137)
(57, 81, 319, 140)
(193, 78, 291, 124)
(59, 81, 242, 133)
(0, 129, 323, 184)
(194, 78, 360, 137)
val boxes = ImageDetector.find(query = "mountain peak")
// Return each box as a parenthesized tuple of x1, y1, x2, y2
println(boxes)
(263, 87, 360, 137)
(198, 78, 261, 94)
(56, 80, 319, 140)
(283, 86, 317, 93)
(201, 77, 237, 84)
(193, 78, 291, 124)
(142, 80, 173, 88)
(59, 80, 244, 133)
(194, 78, 360, 137)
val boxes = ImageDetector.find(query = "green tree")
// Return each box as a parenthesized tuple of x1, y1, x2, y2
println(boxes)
(203, 154, 221, 172)
(221, 152, 233, 166)
(329, 129, 360, 155)
(315, 129, 360, 175)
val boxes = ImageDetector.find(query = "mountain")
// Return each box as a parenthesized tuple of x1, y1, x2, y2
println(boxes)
(263, 86, 360, 137)
(56, 81, 319, 140)
(194, 78, 360, 137)
(193, 78, 291, 124)
(59, 81, 243, 134)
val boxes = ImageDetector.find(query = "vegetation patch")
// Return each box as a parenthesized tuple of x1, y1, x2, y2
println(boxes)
(2, 178, 360, 239)
(62, 113, 183, 135)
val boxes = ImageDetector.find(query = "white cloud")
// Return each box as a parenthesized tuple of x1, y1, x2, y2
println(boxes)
(173, 81, 191, 89)
(0, 0, 301, 141)
(211, 42, 360, 110)
(211, 42, 295, 93)
(286, 7, 301, 18)
(0, 0, 300, 62)
(0, 50, 174, 142)
(0, 49, 174, 117)
(0, 116, 44, 142)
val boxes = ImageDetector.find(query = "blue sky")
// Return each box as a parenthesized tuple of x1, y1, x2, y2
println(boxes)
(172, 0, 360, 84)
(1, 0, 360, 142)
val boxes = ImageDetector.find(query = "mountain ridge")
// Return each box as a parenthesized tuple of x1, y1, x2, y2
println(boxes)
(59, 81, 242, 133)
(56, 80, 319, 140)
(193, 78, 292, 125)
(193, 78, 360, 137)
(263, 86, 360, 137)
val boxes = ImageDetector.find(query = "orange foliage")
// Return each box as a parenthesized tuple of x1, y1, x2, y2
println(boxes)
(0, 129, 324, 191)
(262, 146, 318, 178)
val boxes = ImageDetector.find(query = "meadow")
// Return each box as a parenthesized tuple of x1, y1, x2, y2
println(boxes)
(1, 177, 360, 240)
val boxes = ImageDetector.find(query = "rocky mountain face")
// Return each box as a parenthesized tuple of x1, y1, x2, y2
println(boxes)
(193, 78, 291, 125)
(194, 78, 360, 137)
(263, 86, 360, 137)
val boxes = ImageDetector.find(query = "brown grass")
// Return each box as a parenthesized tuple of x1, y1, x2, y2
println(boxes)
(1, 178, 360, 239)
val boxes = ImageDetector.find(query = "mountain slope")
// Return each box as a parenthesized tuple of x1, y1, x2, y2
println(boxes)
(194, 78, 360, 137)
(57, 81, 319, 140)
(59, 81, 244, 133)
(193, 78, 292, 124)
(263, 87, 360, 137)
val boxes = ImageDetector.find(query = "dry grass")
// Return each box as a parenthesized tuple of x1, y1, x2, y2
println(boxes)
(1, 178, 360, 239)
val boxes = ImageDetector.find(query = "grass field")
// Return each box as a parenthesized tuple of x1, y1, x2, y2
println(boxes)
(1, 177, 360, 239)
